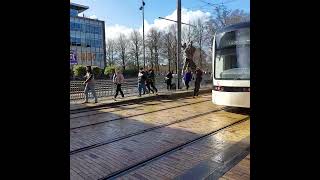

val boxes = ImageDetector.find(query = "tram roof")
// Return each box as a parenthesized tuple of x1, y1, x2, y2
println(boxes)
(217, 21, 250, 33)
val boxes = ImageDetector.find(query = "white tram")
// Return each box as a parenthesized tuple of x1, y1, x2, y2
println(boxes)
(212, 22, 250, 108)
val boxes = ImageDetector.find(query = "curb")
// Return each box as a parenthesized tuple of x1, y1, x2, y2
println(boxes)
(70, 88, 212, 112)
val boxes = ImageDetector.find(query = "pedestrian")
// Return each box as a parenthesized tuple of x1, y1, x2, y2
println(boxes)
(138, 67, 147, 97)
(193, 67, 203, 98)
(148, 68, 158, 95)
(166, 71, 173, 90)
(145, 69, 152, 94)
(184, 69, 192, 90)
(112, 68, 125, 101)
(83, 66, 98, 103)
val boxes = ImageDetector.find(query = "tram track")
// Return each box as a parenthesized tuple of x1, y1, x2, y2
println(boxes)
(70, 99, 211, 130)
(98, 116, 250, 180)
(70, 107, 226, 155)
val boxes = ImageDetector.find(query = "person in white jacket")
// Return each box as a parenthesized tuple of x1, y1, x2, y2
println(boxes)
(112, 69, 125, 100)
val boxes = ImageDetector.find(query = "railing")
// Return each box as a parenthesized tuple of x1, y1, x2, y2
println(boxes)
(70, 75, 212, 103)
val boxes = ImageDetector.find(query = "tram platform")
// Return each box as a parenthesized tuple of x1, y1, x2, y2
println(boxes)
(70, 88, 212, 111)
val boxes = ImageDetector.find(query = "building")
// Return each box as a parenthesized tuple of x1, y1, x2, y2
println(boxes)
(70, 3, 106, 68)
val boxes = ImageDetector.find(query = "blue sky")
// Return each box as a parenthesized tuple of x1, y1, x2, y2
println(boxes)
(71, 0, 250, 39)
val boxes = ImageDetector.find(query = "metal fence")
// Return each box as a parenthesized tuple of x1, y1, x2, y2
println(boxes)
(70, 75, 212, 103)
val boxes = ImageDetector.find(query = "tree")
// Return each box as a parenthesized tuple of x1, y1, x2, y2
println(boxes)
(225, 9, 250, 25)
(204, 18, 217, 51)
(129, 30, 142, 71)
(192, 18, 207, 68)
(116, 34, 128, 71)
(162, 31, 175, 72)
(168, 24, 177, 73)
(106, 39, 116, 66)
(146, 28, 162, 72)
(181, 24, 194, 45)
(212, 5, 249, 28)
(146, 42, 154, 69)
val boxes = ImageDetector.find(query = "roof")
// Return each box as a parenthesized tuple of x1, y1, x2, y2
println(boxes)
(217, 21, 250, 33)
(70, 2, 89, 13)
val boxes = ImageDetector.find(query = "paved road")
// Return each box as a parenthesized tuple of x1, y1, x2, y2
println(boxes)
(70, 93, 250, 180)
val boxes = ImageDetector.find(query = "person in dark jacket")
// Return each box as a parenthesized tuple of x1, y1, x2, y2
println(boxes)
(138, 68, 147, 97)
(193, 67, 203, 97)
(184, 69, 192, 90)
(145, 69, 153, 94)
(166, 71, 173, 90)
(147, 68, 158, 94)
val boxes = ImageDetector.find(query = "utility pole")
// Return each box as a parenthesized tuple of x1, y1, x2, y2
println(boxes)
(177, 0, 182, 90)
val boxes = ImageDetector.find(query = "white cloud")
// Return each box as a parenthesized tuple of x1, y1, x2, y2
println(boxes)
(150, 8, 211, 32)
(89, 15, 97, 19)
(105, 24, 134, 40)
(105, 8, 211, 40)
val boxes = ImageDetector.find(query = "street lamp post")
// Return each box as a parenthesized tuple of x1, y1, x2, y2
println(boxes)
(140, 1, 146, 69)
(177, 0, 182, 90)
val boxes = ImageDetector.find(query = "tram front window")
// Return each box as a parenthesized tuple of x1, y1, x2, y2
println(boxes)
(214, 28, 250, 80)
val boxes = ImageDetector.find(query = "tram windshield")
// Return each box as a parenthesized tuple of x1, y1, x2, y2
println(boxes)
(214, 27, 250, 80)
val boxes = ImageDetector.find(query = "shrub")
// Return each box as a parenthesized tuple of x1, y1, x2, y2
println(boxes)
(73, 65, 86, 78)
(123, 68, 139, 77)
(104, 65, 117, 76)
(92, 66, 102, 79)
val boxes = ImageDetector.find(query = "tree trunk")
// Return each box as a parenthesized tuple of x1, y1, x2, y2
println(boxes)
(135, 43, 139, 71)
(110, 53, 114, 66)
(199, 40, 202, 68)
(136, 53, 139, 71)
(122, 55, 125, 71)
(155, 46, 159, 72)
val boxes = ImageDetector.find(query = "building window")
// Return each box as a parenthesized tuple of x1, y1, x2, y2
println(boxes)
(71, 37, 77, 46)
(70, 9, 78, 17)
(70, 22, 75, 31)
(76, 38, 81, 46)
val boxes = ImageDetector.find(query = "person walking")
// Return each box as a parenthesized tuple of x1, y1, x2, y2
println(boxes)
(184, 69, 192, 90)
(83, 66, 98, 103)
(138, 68, 147, 97)
(193, 67, 203, 98)
(145, 69, 153, 94)
(112, 69, 125, 101)
(166, 71, 173, 90)
(148, 68, 158, 95)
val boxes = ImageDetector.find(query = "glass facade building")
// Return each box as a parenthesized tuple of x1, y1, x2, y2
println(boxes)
(70, 3, 106, 68)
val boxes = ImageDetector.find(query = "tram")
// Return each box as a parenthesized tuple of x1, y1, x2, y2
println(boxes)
(212, 22, 250, 108)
